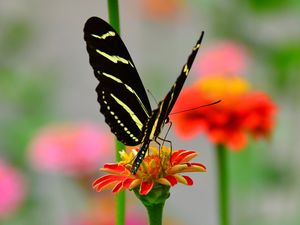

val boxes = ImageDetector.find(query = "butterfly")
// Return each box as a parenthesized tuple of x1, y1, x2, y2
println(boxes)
(84, 17, 204, 174)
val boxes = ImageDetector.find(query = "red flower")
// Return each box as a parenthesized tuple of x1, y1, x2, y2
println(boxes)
(93, 146, 206, 195)
(171, 76, 276, 150)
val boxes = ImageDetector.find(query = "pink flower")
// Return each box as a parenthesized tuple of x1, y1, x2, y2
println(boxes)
(65, 213, 147, 225)
(196, 41, 248, 76)
(64, 194, 147, 225)
(0, 160, 26, 219)
(28, 122, 114, 175)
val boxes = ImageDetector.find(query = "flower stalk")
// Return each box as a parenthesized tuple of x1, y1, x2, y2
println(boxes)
(107, 1, 124, 225)
(134, 184, 170, 225)
(216, 144, 229, 225)
(107, 0, 120, 34)
(116, 138, 126, 225)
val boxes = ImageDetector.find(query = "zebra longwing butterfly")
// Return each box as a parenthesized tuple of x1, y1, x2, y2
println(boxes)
(84, 17, 204, 174)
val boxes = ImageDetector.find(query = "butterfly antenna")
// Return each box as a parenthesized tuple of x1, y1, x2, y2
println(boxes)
(147, 89, 158, 105)
(170, 100, 222, 115)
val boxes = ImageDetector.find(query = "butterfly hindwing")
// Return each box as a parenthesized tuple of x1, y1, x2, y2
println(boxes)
(84, 17, 152, 145)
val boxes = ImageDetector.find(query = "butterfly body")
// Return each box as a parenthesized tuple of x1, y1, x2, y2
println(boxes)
(84, 17, 204, 174)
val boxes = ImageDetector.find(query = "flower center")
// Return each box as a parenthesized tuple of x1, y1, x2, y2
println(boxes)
(129, 146, 172, 180)
(196, 76, 250, 99)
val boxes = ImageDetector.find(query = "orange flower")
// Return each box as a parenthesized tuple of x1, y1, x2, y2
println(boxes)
(141, 0, 184, 21)
(93, 146, 206, 195)
(171, 76, 276, 150)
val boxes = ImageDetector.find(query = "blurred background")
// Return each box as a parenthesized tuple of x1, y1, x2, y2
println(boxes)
(0, 0, 299, 224)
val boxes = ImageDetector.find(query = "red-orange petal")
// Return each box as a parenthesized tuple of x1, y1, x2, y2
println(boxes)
(171, 150, 197, 164)
(101, 163, 129, 175)
(140, 181, 154, 195)
(112, 181, 124, 193)
(92, 174, 122, 187)
(167, 164, 188, 174)
(164, 175, 178, 186)
(190, 162, 206, 170)
(129, 179, 142, 189)
(95, 180, 120, 192)
(180, 162, 206, 172)
(123, 178, 136, 189)
(173, 174, 194, 185)
(93, 175, 122, 192)
(171, 149, 186, 159)
(182, 175, 193, 185)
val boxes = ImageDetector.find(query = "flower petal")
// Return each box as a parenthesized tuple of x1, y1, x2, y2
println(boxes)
(167, 164, 188, 174)
(157, 178, 172, 186)
(171, 150, 198, 164)
(93, 175, 122, 192)
(129, 178, 142, 189)
(140, 181, 154, 195)
(122, 178, 136, 189)
(93, 174, 122, 187)
(159, 175, 178, 186)
(112, 181, 125, 193)
(173, 174, 194, 185)
(181, 163, 207, 172)
(101, 163, 129, 175)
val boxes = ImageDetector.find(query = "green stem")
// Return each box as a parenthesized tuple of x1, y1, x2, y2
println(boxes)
(216, 144, 229, 225)
(107, 1, 124, 225)
(107, 0, 120, 33)
(133, 184, 169, 225)
(145, 203, 164, 225)
(115, 140, 125, 225)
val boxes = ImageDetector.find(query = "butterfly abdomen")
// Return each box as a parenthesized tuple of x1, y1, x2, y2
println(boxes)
(131, 142, 150, 174)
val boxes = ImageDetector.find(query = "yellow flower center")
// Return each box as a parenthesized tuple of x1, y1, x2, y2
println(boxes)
(120, 146, 172, 181)
(195, 75, 250, 99)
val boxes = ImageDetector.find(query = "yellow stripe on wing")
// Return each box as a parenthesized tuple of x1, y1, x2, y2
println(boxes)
(110, 93, 143, 130)
(91, 31, 116, 39)
(96, 49, 134, 67)
(101, 72, 150, 117)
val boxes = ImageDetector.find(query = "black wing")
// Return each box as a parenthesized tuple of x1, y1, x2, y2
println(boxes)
(84, 17, 152, 146)
(153, 32, 205, 131)
(132, 33, 205, 174)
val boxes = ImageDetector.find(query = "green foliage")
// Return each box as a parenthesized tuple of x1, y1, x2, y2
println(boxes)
(269, 42, 300, 90)
(245, 0, 292, 12)
(0, 19, 32, 59)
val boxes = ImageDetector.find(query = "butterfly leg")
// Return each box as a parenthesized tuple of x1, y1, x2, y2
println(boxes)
(158, 121, 173, 150)
(158, 122, 173, 165)
(154, 139, 162, 150)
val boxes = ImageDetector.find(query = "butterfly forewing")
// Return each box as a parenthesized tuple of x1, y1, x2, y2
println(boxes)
(84, 17, 152, 145)
(160, 32, 204, 118)
(95, 75, 147, 145)
(131, 33, 205, 174)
